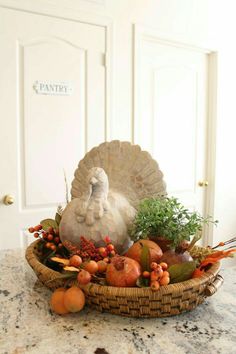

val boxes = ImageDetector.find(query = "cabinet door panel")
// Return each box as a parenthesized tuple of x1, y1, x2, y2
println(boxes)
(0, 8, 106, 248)
(135, 37, 209, 242)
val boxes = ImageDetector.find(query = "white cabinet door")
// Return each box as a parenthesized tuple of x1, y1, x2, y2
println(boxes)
(135, 33, 212, 243)
(0, 8, 106, 249)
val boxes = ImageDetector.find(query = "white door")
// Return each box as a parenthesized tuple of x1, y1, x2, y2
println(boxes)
(135, 33, 213, 244)
(0, 7, 106, 249)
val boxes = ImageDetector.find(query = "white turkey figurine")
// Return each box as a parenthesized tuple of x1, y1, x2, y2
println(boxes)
(59, 141, 166, 253)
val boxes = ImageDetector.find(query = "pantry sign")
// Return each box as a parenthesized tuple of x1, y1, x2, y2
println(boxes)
(33, 80, 73, 96)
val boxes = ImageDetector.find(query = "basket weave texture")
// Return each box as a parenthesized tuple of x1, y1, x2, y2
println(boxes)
(25, 240, 221, 318)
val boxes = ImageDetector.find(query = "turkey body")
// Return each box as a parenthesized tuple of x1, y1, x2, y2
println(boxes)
(60, 190, 136, 253)
(59, 168, 136, 253)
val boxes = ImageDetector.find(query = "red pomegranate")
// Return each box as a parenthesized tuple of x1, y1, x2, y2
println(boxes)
(106, 256, 141, 287)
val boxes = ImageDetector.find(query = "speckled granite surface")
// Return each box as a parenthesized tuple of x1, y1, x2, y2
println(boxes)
(0, 248, 236, 354)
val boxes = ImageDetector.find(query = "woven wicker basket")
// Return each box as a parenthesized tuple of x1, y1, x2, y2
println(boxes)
(25, 240, 223, 318)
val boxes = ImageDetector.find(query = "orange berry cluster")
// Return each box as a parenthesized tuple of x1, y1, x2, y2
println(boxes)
(63, 237, 117, 287)
(69, 255, 109, 286)
(142, 262, 170, 291)
(28, 225, 63, 252)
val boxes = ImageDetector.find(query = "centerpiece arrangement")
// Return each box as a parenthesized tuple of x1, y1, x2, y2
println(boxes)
(25, 141, 236, 317)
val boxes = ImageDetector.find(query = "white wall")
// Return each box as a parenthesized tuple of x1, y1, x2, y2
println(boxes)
(206, 1, 236, 248)
(2, 0, 236, 248)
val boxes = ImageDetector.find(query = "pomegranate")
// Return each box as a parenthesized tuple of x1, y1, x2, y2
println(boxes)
(126, 239, 163, 265)
(106, 256, 141, 287)
(160, 249, 193, 267)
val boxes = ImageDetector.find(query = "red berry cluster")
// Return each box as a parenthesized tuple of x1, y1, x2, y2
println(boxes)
(62, 240, 80, 255)
(63, 237, 99, 260)
(28, 225, 63, 252)
(79, 236, 100, 261)
(79, 236, 117, 262)
(63, 236, 117, 262)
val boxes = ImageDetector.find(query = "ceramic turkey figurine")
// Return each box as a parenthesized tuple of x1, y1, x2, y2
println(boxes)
(59, 141, 167, 253)
(76, 167, 110, 225)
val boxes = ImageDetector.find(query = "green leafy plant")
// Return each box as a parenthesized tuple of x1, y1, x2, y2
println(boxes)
(129, 197, 218, 247)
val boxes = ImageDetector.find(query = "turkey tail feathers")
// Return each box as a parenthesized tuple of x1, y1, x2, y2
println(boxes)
(71, 140, 167, 207)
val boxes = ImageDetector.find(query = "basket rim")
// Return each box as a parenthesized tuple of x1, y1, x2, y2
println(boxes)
(25, 239, 221, 295)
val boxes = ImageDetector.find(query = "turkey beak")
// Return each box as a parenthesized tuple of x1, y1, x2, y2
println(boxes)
(90, 177, 98, 185)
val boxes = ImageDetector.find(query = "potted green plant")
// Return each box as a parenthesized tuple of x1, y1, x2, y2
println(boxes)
(129, 197, 217, 251)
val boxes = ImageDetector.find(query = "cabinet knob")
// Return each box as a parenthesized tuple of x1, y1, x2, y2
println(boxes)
(3, 195, 15, 205)
(198, 180, 209, 187)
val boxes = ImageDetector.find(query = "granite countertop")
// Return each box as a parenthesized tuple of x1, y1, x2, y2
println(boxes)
(0, 249, 236, 354)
